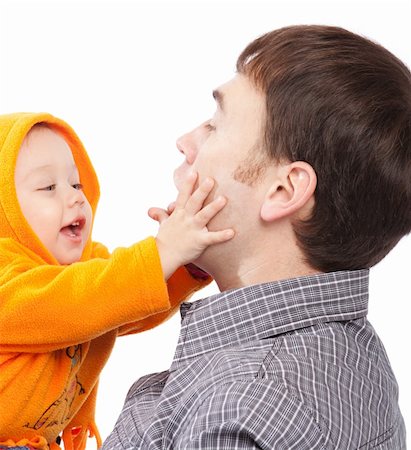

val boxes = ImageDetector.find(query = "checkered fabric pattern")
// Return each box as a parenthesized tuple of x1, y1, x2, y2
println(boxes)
(103, 270, 406, 449)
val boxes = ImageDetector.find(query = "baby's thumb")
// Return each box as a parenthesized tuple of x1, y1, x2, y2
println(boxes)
(167, 202, 176, 214)
(148, 207, 170, 223)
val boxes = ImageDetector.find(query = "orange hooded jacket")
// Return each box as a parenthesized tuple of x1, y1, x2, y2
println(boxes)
(0, 113, 208, 450)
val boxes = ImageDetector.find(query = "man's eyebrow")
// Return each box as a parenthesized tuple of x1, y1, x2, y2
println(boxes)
(212, 89, 225, 111)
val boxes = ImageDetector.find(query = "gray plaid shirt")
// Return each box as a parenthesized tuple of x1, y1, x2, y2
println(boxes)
(103, 270, 406, 449)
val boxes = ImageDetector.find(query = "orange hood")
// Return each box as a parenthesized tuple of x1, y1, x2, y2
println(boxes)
(0, 112, 100, 264)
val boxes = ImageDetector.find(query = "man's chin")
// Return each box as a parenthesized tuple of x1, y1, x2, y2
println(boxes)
(193, 246, 219, 276)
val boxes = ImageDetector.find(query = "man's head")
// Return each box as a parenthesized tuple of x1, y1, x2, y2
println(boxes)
(14, 124, 93, 264)
(175, 25, 411, 281)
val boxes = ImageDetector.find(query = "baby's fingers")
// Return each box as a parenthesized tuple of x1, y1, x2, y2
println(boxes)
(167, 202, 176, 214)
(204, 229, 235, 245)
(184, 177, 215, 214)
(195, 195, 228, 226)
(148, 207, 170, 224)
(175, 172, 198, 209)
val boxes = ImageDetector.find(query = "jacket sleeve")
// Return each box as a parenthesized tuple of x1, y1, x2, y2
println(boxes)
(118, 264, 211, 336)
(0, 237, 173, 352)
(89, 240, 211, 336)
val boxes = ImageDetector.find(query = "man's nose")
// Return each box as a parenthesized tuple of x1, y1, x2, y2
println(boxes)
(176, 123, 205, 164)
(176, 133, 197, 165)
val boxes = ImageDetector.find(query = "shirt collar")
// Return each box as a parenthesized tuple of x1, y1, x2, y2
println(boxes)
(171, 270, 369, 371)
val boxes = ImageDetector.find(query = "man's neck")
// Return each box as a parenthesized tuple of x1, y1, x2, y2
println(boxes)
(203, 253, 320, 293)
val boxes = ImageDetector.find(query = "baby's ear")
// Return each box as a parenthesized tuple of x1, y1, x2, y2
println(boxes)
(260, 161, 317, 222)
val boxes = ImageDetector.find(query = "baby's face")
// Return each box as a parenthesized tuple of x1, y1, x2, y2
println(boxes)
(14, 126, 93, 264)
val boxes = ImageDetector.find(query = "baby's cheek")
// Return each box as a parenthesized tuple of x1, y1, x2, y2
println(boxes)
(84, 203, 93, 239)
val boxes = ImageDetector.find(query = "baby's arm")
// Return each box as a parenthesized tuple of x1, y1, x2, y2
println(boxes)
(0, 237, 175, 352)
(150, 172, 234, 280)
(0, 175, 231, 351)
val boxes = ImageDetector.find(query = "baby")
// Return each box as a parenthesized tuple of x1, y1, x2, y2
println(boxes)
(0, 113, 234, 450)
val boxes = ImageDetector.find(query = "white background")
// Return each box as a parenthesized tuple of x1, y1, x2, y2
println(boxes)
(0, 0, 410, 447)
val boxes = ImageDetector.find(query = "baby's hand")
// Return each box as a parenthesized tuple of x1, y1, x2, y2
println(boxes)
(148, 172, 234, 280)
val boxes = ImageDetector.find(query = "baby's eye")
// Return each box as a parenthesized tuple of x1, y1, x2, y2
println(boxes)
(72, 183, 84, 190)
(39, 185, 56, 191)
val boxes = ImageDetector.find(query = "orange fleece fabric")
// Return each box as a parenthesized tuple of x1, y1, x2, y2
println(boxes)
(0, 113, 209, 449)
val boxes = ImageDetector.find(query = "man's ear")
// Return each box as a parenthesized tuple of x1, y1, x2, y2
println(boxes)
(260, 161, 317, 222)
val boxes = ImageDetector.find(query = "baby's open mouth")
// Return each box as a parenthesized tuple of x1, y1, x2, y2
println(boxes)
(60, 218, 86, 238)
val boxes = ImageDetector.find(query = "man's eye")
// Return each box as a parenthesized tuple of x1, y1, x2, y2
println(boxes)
(205, 122, 216, 132)
(72, 183, 83, 190)
(39, 185, 56, 191)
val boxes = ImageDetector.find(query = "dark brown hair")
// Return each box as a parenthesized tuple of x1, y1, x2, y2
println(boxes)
(237, 25, 411, 272)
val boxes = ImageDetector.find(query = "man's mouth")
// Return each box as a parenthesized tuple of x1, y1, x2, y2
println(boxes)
(173, 169, 183, 190)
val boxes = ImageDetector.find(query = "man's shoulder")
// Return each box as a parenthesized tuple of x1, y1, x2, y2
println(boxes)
(181, 317, 398, 414)
(169, 370, 334, 449)
(177, 320, 403, 449)
(192, 317, 384, 377)
(126, 318, 390, 397)
(126, 370, 169, 400)
(170, 317, 388, 389)
(109, 319, 405, 450)
(266, 319, 388, 374)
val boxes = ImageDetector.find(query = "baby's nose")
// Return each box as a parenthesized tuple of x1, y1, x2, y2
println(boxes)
(68, 186, 85, 206)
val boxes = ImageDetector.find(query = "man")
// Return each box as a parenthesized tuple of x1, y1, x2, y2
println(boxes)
(103, 25, 409, 449)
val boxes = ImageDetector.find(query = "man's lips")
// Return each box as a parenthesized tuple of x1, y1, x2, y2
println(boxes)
(173, 162, 193, 190)
(173, 168, 183, 190)
(174, 167, 203, 194)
